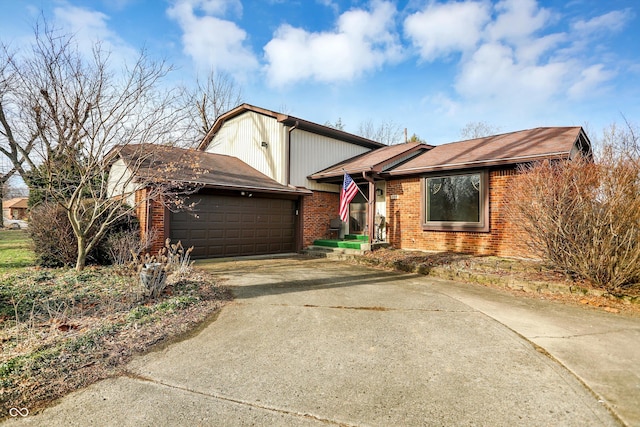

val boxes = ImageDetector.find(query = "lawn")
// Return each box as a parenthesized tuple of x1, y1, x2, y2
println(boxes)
(0, 231, 231, 419)
(0, 230, 34, 272)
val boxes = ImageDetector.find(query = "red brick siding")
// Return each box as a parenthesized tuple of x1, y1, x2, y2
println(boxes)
(135, 187, 167, 254)
(302, 191, 340, 247)
(386, 169, 532, 257)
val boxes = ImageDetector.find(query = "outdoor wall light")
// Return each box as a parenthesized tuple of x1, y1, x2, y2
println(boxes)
(261, 141, 268, 148)
(376, 188, 384, 196)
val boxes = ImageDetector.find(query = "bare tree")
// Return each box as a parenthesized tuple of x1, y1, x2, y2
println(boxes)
(600, 116, 639, 164)
(358, 119, 403, 145)
(1, 22, 185, 270)
(178, 70, 243, 145)
(460, 121, 501, 139)
(0, 44, 39, 226)
(324, 117, 346, 131)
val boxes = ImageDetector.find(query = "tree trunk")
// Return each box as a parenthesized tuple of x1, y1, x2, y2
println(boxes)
(0, 184, 4, 228)
(75, 235, 87, 271)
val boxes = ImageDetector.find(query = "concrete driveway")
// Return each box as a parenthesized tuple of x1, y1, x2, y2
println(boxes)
(7, 256, 635, 426)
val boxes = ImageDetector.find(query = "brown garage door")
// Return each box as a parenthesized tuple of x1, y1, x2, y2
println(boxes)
(170, 194, 296, 259)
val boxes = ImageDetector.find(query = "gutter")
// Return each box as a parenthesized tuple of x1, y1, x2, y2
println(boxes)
(386, 151, 571, 176)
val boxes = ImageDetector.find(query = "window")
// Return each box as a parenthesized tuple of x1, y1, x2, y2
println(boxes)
(422, 170, 489, 231)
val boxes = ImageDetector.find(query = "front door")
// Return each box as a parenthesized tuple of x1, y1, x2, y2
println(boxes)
(349, 189, 367, 234)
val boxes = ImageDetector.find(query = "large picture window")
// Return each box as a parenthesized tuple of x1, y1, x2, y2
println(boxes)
(422, 171, 489, 231)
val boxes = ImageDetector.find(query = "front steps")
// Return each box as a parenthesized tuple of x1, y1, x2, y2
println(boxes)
(304, 235, 382, 259)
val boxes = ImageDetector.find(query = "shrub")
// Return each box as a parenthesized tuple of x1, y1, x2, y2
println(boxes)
(508, 152, 640, 294)
(106, 228, 158, 266)
(29, 202, 139, 267)
(131, 239, 194, 299)
(28, 203, 77, 267)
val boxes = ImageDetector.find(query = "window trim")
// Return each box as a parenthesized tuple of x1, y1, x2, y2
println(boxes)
(421, 169, 489, 232)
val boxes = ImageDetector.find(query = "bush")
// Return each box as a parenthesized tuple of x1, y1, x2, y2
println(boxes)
(29, 202, 139, 268)
(130, 239, 194, 299)
(106, 228, 158, 266)
(508, 150, 640, 294)
(28, 203, 77, 267)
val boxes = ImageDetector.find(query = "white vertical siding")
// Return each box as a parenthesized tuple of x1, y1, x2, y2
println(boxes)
(205, 111, 287, 184)
(107, 159, 137, 206)
(290, 130, 372, 192)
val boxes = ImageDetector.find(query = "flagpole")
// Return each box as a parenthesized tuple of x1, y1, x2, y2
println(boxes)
(341, 169, 369, 202)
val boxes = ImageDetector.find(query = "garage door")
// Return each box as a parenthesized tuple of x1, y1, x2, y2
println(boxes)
(170, 194, 296, 259)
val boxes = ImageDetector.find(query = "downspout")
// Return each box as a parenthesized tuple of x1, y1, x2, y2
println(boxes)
(287, 121, 301, 251)
(286, 121, 299, 186)
(362, 171, 375, 246)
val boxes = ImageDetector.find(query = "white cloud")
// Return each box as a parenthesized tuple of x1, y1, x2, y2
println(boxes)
(316, 0, 340, 14)
(514, 32, 565, 64)
(455, 42, 568, 103)
(53, 5, 137, 62)
(403, 1, 490, 61)
(572, 9, 634, 35)
(427, 92, 461, 117)
(167, 0, 257, 75)
(403, 0, 621, 111)
(263, 1, 402, 86)
(486, 0, 552, 42)
(568, 64, 616, 99)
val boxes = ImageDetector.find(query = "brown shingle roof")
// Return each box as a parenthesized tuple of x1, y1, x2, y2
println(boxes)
(387, 127, 589, 175)
(117, 144, 310, 195)
(309, 142, 430, 182)
(3, 198, 28, 209)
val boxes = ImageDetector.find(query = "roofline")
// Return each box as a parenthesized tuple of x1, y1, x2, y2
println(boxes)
(198, 103, 385, 150)
(199, 182, 312, 195)
(443, 126, 584, 146)
(134, 176, 312, 196)
(385, 151, 572, 176)
(308, 144, 430, 182)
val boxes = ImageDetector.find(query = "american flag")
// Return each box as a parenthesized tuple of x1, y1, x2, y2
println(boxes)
(339, 173, 358, 222)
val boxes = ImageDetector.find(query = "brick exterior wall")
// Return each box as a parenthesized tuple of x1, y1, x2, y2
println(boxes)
(302, 191, 340, 247)
(135, 188, 167, 254)
(386, 169, 531, 257)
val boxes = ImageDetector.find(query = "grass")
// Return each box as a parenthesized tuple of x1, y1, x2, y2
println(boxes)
(0, 232, 231, 419)
(0, 230, 34, 272)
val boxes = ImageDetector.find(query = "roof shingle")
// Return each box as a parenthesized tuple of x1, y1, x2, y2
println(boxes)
(387, 127, 588, 175)
(117, 144, 310, 195)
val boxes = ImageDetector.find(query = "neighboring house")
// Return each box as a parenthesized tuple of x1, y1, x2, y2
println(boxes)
(3, 197, 28, 220)
(108, 103, 592, 259)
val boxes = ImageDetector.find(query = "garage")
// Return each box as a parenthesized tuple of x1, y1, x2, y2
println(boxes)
(170, 193, 298, 259)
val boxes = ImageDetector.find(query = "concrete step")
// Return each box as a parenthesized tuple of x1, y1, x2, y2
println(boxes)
(303, 245, 368, 259)
(344, 234, 369, 242)
(313, 239, 368, 250)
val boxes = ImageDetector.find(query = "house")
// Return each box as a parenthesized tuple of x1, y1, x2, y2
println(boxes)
(379, 127, 591, 257)
(108, 104, 592, 259)
(3, 198, 28, 220)
(109, 104, 384, 258)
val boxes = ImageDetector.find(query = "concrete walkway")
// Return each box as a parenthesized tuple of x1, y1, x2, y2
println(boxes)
(6, 256, 638, 426)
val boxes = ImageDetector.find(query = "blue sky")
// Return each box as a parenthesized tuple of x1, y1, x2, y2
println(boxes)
(0, 0, 638, 144)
